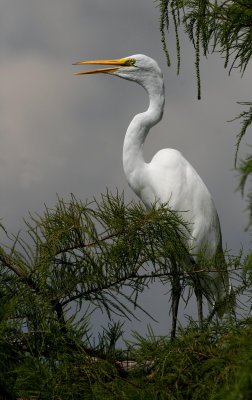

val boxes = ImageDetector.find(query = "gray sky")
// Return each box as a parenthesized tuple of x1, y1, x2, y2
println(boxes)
(1, 0, 251, 339)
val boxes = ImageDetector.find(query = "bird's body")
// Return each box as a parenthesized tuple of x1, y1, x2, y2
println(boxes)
(74, 54, 230, 335)
(127, 146, 222, 257)
(122, 73, 221, 259)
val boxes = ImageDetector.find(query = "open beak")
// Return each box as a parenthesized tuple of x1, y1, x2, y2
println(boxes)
(73, 58, 134, 75)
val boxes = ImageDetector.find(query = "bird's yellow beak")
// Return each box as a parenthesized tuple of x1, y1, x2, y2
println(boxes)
(73, 58, 135, 75)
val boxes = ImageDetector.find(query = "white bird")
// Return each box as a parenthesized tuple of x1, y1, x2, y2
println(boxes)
(74, 54, 230, 337)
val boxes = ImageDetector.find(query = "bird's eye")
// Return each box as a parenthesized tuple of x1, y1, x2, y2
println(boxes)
(124, 58, 136, 67)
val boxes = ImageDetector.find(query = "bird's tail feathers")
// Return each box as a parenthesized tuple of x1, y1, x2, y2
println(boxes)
(194, 246, 235, 318)
(213, 283, 236, 318)
(205, 272, 235, 318)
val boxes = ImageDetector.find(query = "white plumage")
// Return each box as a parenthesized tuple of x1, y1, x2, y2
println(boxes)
(74, 54, 229, 336)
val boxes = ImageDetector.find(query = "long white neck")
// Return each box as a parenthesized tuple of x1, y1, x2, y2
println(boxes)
(123, 78, 165, 186)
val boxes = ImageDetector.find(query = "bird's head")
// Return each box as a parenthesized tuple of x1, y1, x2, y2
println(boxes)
(73, 54, 163, 91)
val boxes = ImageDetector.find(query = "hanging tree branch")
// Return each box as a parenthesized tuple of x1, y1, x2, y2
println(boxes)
(158, 0, 252, 155)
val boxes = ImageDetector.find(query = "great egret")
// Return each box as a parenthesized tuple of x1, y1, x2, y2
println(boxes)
(74, 54, 230, 336)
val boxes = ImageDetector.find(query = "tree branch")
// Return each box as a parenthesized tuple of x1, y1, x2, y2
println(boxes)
(60, 266, 243, 306)
(0, 252, 67, 330)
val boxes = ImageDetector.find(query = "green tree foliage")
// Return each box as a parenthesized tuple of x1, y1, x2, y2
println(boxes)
(159, 0, 252, 96)
(239, 153, 252, 231)
(0, 193, 250, 399)
(0, 193, 187, 398)
(123, 319, 252, 400)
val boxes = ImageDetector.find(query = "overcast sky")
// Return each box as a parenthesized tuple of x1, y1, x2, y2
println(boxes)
(1, 0, 251, 339)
